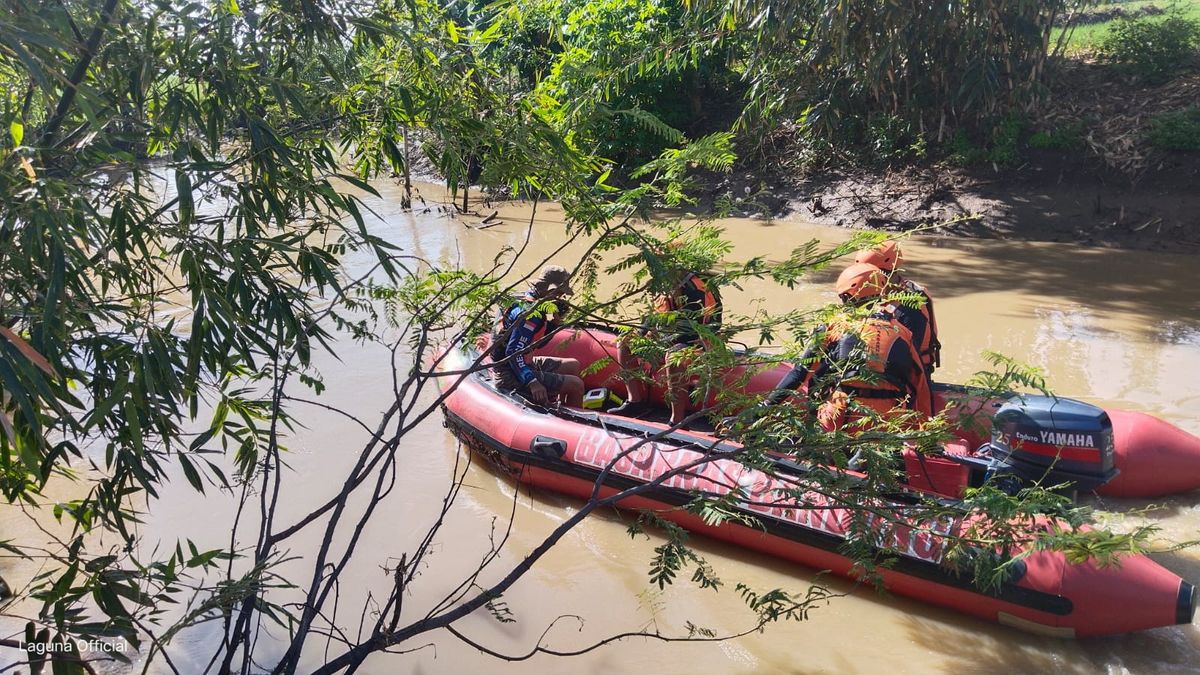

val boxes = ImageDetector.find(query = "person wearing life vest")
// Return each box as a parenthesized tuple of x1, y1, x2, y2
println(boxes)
(855, 241, 940, 375)
(491, 266, 585, 407)
(610, 266, 723, 425)
(767, 262, 931, 430)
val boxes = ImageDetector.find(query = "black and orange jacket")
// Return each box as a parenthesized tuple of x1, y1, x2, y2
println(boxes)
(770, 313, 931, 416)
(885, 278, 940, 375)
(652, 272, 722, 342)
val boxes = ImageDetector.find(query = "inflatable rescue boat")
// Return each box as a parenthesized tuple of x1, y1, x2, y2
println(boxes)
(435, 326, 1199, 636)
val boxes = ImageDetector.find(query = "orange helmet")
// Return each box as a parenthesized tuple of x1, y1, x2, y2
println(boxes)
(854, 241, 903, 272)
(836, 263, 887, 303)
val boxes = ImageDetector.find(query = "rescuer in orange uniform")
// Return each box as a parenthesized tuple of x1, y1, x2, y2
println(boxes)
(611, 264, 723, 426)
(855, 241, 940, 375)
(767, 262, 931, 430)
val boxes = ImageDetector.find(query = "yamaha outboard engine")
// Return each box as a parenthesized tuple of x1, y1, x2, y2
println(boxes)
(986, 396, 1119, 495)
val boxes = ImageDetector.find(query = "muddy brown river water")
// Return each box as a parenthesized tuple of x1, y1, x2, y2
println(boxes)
(6, 180, 1200, 673)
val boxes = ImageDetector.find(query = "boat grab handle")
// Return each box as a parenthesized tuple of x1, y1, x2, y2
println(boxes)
(531, 435, 567, 459)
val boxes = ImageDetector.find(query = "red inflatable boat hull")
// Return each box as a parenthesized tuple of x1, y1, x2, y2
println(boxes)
(1103, 409, 1200, 497)
(435, 345, 1197, 637)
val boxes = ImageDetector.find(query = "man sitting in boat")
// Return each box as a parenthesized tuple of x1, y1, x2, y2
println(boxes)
(490, 266, 586, 407)
(610, 258, 723, 426)
(767, 262, 931, 430)
(855, 241, 940, 375)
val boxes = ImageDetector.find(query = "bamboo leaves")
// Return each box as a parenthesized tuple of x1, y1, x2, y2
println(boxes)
(0, 326, 56, 378)
(692, 0, 1079, 158)
(0, 0, 407, 650)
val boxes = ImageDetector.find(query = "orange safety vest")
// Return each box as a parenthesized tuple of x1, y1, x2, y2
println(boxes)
(654, 272, 720, 324)
(819, 315, 931, 418)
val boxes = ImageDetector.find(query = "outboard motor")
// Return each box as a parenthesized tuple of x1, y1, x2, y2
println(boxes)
(985, 396, 1119, 495)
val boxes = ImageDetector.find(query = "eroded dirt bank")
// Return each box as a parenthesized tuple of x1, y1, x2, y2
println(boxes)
(762, 158, 1200, 253)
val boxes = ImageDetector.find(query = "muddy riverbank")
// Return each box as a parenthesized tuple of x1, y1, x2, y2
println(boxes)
(769, 159, 1200, 253)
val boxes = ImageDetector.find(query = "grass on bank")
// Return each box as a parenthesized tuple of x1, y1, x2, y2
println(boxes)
(1054, 0, 1200, 52)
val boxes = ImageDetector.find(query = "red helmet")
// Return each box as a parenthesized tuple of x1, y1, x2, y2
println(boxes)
(836, 263, 887, 303)
(854, 241, 903, 272)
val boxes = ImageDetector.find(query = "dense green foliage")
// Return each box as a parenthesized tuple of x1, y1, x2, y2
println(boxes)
(497, 0, 744, 169)
(1148, 107, 1200, 149)
(1, 0, 402, 657)
(1098, 9, 1200, 83)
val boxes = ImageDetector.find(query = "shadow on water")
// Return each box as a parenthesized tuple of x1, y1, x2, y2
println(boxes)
(911, 240, 1198, 315)
(905, 615, 1092, 675)
(374, 184, 1200, 332)
(750, 219, 1200, 328)
(377, 188, 1200, 335)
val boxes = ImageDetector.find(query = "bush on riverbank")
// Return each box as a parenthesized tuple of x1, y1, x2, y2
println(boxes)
(1149, 107, 1200, 149)
(1098, 9, 1200, 83)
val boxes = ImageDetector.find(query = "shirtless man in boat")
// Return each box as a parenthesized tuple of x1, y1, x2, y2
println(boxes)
(610, 258, 723, 426)
(855, 241, 940, 376)
(767, 262, 931, 429)
(490, 266, 585, 407)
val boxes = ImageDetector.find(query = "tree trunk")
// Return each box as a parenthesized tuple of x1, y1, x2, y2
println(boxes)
(38, 0, 121, 148)
(402, 126, 412, 210)
(461, 155, 472, 213)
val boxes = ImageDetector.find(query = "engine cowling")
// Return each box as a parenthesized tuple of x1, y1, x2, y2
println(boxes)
(988, 396, 1119, 493)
